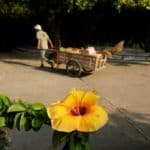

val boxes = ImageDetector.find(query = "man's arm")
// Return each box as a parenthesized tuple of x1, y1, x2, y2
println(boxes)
(48, 37, 54, 48)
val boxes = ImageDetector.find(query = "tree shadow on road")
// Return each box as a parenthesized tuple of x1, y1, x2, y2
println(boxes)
(0, 59, 89, 78)
(0, 59, 35, 68)
(92, 108, 150, 150)
(8, 109, 150, 150)
(0, 51, 40, 60)
(34, 66, 90, 78)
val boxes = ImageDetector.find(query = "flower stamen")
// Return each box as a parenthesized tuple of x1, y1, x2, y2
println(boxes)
(70, 106, 87, 116)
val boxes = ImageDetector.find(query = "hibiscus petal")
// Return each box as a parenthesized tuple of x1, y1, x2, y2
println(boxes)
(77, 105, 108, 132)
(82, 91, 99, 106)
(51, 115, 81, 132)
(47, 104, 68, 119)
(63, 88, 85, 107)
(71, 88, 85, 100)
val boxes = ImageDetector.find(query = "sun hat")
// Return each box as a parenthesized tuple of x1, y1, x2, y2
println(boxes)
(34, 24, 42, 30)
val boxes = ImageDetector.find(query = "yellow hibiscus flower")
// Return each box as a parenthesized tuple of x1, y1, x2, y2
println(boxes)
(47, 88, 108, 132)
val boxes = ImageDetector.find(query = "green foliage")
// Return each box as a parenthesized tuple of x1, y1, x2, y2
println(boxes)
(0, 0, 30, 17)
(0, 94, 52, 149)
(0, 117, 5, 128)
(7, 104, 26, 112)
(52, 130, 68, 148)
(31, 103, 45, 110)
(0, 0, 99, 17)
(0, 94, 49, 131)
(69, 132, 90, 150)
(31, 118, 43, 131)
(0, 0, 150, 18)
(0, 94, 11, 116)
(114, 0, 150, 11)
(67, 0, 98, 12)
(0, 94, 11, 107)
(52, 131, 90, 150)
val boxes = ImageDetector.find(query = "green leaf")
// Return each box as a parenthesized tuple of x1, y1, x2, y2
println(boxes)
(18, 99, 28, 109)
(0, 117, 6, 127)
(0, 94, 11, 107)
(24, 119, 32, 131)
(0, 100, 3, 111)
(31, 118, 43, 130)
(78, 132, 90, 150)
(27, 106, 37, 117)
(0, 101, 7, 115)
(31, 103, 45, 111)
(84, 140, 90, 150)
(68, 132, 90, 150)
(19, 113, 27, 130)
(73, 143, 82, 150)
(52, 130, 68, 149)
(13, 113, 22, 130)
(7, 104, 26, 113)
(69, 133, 82, 150)
(40, 107, 48, 116)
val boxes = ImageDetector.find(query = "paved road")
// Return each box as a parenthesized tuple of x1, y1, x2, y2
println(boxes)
(0, 52, 150, 150)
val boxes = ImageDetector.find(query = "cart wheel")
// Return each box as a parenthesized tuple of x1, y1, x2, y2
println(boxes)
(66, 60, 81, 77)
(82, 67, 93, 73)
(47, 60, 54, 69)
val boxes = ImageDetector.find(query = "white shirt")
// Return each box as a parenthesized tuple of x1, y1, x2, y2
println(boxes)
(36, 30, 49, 49)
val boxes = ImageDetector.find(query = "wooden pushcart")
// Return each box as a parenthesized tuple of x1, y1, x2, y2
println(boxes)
(47, 41, 124, 77)
(47, 49, 106, 77)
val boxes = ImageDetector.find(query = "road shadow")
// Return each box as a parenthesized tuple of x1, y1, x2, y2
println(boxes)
(92, 108, 150, 150)
(0, 51, 40, 60)
(8, 109, 150, 150)
(0, 59, 35, 68)
(0, 59, 89, 78)
(34, 66, 90, 78)
(0, 51, 90, 78)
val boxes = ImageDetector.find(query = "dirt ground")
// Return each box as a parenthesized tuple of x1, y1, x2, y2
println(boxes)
(0, 52, 150, 150)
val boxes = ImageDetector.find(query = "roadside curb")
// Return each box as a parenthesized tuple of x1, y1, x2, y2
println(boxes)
(108, 48, 150, 64)
(14, 47, 150, 64)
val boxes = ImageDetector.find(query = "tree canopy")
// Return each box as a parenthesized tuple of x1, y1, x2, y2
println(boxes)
(0, 0, 150, 17)
(0, 0, 150, 51)
(114, 0, 150, 11)
(0, 0, 30, 17)
(0, 0, 98, 17)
